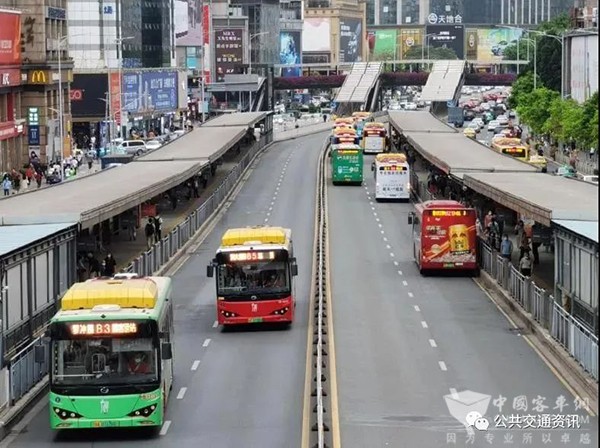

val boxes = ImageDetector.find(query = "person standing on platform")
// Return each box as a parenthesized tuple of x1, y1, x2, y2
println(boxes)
(144, 218, 155, 249)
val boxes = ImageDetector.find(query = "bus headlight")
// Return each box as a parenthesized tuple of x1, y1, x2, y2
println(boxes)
(128, 404, 157, 417)
(406, 182, 411, 190)
(53, 407, 82, 420)
(220, 310, 239, 318)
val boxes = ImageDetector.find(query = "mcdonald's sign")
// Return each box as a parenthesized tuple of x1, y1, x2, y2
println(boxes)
(29, 70, 49, 84)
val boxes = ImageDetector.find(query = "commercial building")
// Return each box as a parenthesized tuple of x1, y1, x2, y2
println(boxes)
(0, 9, 25, 172)
(67, 0, 181, 143)
(303, 0, 367, 65)
(0, 0, 73, 165)
(564, 30, 598, 103)
(366, 0, 574, 26)
(571, 0, 598, 28)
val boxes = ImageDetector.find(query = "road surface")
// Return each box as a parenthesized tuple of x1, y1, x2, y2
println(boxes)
(327, 155, 598, 447)
(4, 133, 326, 448)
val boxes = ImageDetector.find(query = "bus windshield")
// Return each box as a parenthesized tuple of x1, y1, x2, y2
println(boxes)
(217, 260, 290, 298)
(52, 338, 158, 386)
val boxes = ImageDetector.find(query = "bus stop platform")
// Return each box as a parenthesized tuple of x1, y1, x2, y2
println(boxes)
(388, 110, 457, 134)
(463, 172, 599, 227)
(0, 113, 270, 230)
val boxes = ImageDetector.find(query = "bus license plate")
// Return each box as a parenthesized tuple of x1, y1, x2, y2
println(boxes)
(93, 420, 117, 428)
(248, 317, 263, 323)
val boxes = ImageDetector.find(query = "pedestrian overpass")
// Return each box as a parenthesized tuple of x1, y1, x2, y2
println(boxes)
(333, 62, 384, 114)
(420, 60, 467, 114)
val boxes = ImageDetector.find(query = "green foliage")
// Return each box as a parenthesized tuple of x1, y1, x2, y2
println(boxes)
(507, 72, 539, 109)
(543, 98, 584, 142)
(516, 87, 559, 134)
(405, 46, 458, 60)
(502, 39, 535, 73)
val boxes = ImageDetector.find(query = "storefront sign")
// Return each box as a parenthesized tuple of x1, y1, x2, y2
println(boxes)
(46, 7, 66, 20)
(0, 121, 20, 140)
(28, 125, 40, 145)
(28, 107, 39, 125)
(214, 28, 243, 82)
(29, 70, 50, 84)
(0, 12, 21, 65)
(109, 72, 121, 125)
(427, 13, 462, 24)
(0, 68, 20, 87)
(70, 89, 83, 101)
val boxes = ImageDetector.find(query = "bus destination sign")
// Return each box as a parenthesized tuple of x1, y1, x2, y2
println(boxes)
(430, 210, 466, 217)
(229, 251, 276, 262)
(69, 322, 138, 336)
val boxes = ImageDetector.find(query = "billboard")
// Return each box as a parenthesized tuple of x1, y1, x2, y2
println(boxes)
(466, 28, 524, 62)
(214, 28, 243, 82)
(141, 71, 178, 111)
(425, 25, 464, 59)
(0, 12, 21, 65)
(174, 0, 202, 46)
(202, 4, 211, 83)
(399, 28, 424, 60)
(368, 29, 397, 61)
(303, 18, 330, 52)
(570, 34, 599, 103)
(109, 73, 122, 125)
(280, 31, 301, 77)
(339, 18, 363, 63)
(122, 72, 141, 113)
(70, 74, 109, 118)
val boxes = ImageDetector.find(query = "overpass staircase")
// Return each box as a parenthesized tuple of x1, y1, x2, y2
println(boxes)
(334, 62, 384, 115)
(420, 60, 467, 115)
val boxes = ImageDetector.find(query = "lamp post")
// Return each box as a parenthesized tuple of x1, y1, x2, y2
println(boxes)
(56, 35, 69, 181)
(520, 38, 537, 89)
(114, 36, 134, 138)
(421, 33, 436, 67)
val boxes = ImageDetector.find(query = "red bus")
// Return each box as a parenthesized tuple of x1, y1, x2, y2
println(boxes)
(207, 226, 298, 326)
(407, 200, 479, 275)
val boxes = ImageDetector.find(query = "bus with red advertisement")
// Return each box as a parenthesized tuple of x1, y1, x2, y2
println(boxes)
(361, 122, 388, 154)
(207, 226, 298, 327)
(407, 200, 479, 275)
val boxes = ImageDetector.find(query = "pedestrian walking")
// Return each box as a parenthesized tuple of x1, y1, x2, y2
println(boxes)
(500, 235, 513, 262)
(154, 214, 163, 243)
(519, 253, 532, 277)
(144, 218, 155, 249)
(2, 176, 11, 196)
(102, 253, 117, 277)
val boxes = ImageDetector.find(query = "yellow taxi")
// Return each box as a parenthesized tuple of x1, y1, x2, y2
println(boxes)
(463, 127, 476, 139)
(528, 154, 548, 172)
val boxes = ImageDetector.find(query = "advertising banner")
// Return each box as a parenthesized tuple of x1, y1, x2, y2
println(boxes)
(71, 74, 109, 118)
(174, 0, 203, 46)
(570, 34, 599, 103)
(202, 4, 211, 84)
(28, 125, 40, 145)
(368, 29, 397, 61)
(399, 28, 423, 60)
(471, 28, 524, 62)
(122, 72, 140, 114)
(280, 31, 302, 77)
(421, 209, 477, 266)
(214, 28, 243, 82)
(303, 18, 331, 52)
(141, 71, 178, 111)
(465, 29, 478, 60)
(108, 72, 122, 125)
(339, 18, 363, 63)
(0, 68, 21, 87)
(0, 12, 21, 65)
(425, 24, 464, 59)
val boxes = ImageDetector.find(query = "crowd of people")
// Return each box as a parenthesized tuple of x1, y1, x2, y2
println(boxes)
(77, 252, 118, 282)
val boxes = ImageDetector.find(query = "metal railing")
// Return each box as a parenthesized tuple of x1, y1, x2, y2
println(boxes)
(478, 239, 598, 380)
(8, 335, 49, 405)
(3, 135, 270, 406)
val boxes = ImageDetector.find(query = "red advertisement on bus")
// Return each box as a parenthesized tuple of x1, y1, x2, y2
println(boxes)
(409, 200, 478, 274)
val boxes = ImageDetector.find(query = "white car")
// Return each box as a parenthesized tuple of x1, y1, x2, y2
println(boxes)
(466, 122, 481, 133)
(145, 139, 163, 151)
(497, 115, 509, 126)
(405, 102, 417, 110)
(487, 120, 500, 132)
(472, 118, 485, 128)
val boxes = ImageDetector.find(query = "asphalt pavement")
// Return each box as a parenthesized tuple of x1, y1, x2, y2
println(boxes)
(4, 132, 327, 448)
(327, 156, 598, 447)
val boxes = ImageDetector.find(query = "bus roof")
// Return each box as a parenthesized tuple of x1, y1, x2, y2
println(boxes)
(376, 153, 406, 163)
(364, 122, 385, 129)
(332, 127, 356, 135)
(221, 226, 291, 247)
(334, 118, 354, 124)
(53, 276, 171, 321)
(416, 200, 473, 212)
(491, 137, 523, 147)
(332, 143, 361, 150)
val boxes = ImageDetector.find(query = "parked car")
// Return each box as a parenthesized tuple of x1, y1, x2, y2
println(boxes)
(117, 140, 147, 156)
(145, 139, 163, 151)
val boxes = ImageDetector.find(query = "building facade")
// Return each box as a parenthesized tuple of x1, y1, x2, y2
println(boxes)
(304, 0, 367, 65)
(571, 0, 598, 28)
(366, 0, 574, 26)
(0, 0, 73, 165)
(0, 9, 25, 172)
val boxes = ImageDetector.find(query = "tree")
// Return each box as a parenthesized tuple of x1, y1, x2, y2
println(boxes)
(405, 46, 458, 60)
(543, 98, 584, 143)
(507, 72, 540, 109)
(516, 87, 559, 135)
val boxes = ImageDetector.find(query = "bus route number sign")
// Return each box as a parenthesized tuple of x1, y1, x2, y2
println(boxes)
(430, 210, 465, 217)
(69, 322, 138, 336)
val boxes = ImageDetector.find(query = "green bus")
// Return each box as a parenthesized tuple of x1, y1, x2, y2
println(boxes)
(46, 274, 174, 430)
(331, 143, 363, 185)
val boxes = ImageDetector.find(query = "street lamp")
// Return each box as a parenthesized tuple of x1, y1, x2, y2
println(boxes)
(113, 36, 134, 138)
(421, 33, 437, 66)
(520, 38, 537, 89)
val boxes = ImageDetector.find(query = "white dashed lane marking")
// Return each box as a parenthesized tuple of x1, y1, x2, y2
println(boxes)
(202, 338, 211, 347)
(191, 360, 201, 371)
(408, 292, 414, 298)
(439, 361, 448, 371)
(176, 387, 187, 400)
(413, 305, 421, 312)
(402, 280, 408, 286)
(429, 339, 437, 348)
(421, 321, 428, 329)
(159, 420, 172, 436)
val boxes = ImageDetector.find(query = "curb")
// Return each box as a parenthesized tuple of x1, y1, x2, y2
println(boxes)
(476, 271, 598, 411)
(0, 376, 48, 441)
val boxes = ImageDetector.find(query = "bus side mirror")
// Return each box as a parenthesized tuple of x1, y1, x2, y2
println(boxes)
(408, 213, 414, 225)
(291, 264, 298, 276)
(206, 264, 213, 278)
(34, 344, 45, 364)
(161, 342, 173, 360)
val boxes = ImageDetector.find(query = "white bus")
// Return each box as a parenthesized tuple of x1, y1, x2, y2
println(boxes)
(361, 122, 388, 154)
(372, 153, 410, 201)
